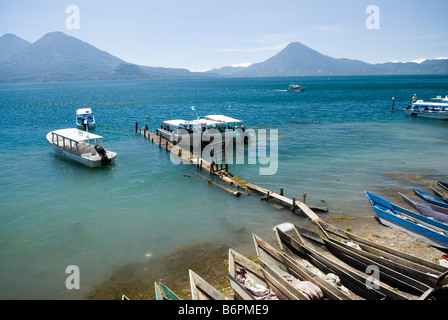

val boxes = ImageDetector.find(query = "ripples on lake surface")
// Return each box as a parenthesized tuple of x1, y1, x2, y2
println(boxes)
(0, 75, 447, 299)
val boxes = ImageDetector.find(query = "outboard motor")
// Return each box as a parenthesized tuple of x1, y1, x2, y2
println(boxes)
(94, 144, 111, 166)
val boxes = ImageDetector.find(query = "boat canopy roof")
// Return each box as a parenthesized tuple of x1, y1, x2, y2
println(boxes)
(189, 119, 220, 126)
(76, 108, 93, 114)
(163, 119, 187, 127)
(50, 128, 103, 142)
(203, 115, 242, 123)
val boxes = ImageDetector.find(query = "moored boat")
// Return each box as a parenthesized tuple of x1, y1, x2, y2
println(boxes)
(228, 248, 280, 300)
(365, 191, 448, 250)
(76, 108, 96, 129)
(317, 219, 448, 290)
(404, 95, 448, 120)
(154, 281, 181, 300)
(253, 233, 324, 300)
(274, 223, 392, 299)
(287, 84, 306, 92)
(399, 192, 448, 223)
(46, 128, 116, 167)
(438, 181, 448, 192)
(189, 269, 227, 300)
(412, 188, 448, 210)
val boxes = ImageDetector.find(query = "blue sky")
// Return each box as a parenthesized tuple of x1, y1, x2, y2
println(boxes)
(1, 0, 447, 71)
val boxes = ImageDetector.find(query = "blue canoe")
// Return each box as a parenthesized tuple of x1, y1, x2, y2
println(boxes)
(365, 191, 448, 250)
(399, 193, 448, 223)
(412, 188, 448, 209)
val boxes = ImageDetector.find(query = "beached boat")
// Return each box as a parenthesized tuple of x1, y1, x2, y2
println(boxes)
(399, 193, 448, 223)
(412, 188, 448, 210)
(228, 248, 281, 300)
(275, 223, 401, 299)
(253, 233, 324, 300)
(438, 181, 448, 192)
(317, 219, 448, 288)
(254, 233, 360, 300)
(76, 108, 96, 129)
(287, 84, 306, 92)
(404, 95, 448, 120)
(189, 269, 227, 300)
(46, 128, 116, 167)
(154, 282, 181, 300)
(365, 191, 448, 250)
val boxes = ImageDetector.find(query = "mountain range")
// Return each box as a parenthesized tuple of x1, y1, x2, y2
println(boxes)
(0, 32, 447, 83)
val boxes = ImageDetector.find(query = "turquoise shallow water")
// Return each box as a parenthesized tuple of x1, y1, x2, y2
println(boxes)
(0, 75, 447, 299)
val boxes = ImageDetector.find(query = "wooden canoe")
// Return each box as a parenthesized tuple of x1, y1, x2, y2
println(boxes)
(228, 248, 284, 300)
(412, 188, 448, 210)
(275, 222, 420, 300)
(437, 181, 448, 192)
(318, 219, 448, 291)
(366, 191, 448, 250)
(154, 281, 181, 300)
(189, 269, 227, 300)
(254, 232, 360, 300)
(252, 233, 317, 300)
(315, 224, 437, 295)
(399, 192, 448, 223)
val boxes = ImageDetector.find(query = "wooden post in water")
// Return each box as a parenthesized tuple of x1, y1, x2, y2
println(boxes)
(302, 192, 307, 204)
(292, 197, 296, 212)
(135, 122, 138, 132)
(280, 187, 284, 196)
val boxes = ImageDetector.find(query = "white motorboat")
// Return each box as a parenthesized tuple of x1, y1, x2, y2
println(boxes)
(404, 94, 448, 120)
(201, 114, 251, 142)
(76, 108, 96, 129)
(47, 128, 116, 167)
(287, 84, 306, 92)
(157, 118, 232, 148)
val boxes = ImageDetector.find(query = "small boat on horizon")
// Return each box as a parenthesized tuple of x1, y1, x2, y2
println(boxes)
(404, 94, 448, 120)
(287, 84, 306, 92)
(76, 108, 96, 129)
(47, 128, 116, 167)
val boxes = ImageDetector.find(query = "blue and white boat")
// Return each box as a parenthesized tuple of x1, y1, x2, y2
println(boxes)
(412, 188, 448, 210)
(365, 191, 448, 250)
(404, 95, 448, 120)
(76, 108, 96, 129)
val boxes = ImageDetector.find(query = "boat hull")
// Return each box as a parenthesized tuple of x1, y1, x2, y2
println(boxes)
(366, 191, 448, 250)
(405, 108, 448, 119)
(47, 132, 116, 167)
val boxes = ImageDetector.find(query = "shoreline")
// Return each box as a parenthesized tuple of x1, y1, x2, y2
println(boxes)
(87, 213, 447, 300)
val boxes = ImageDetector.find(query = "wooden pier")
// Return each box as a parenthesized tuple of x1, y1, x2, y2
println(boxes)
(137, 124, 326, 219)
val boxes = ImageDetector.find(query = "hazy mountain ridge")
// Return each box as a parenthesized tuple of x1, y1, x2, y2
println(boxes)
(210, 42, 448, 77)
(0, 32, 446, 83)
(0, 32, 212, 83)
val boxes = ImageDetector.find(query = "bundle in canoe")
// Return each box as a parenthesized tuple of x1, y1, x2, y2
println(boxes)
(228, 248, 281, 300)
(254, 233, 359, 300)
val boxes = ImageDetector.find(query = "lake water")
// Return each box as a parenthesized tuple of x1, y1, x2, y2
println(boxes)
(0, 75, 447, 299)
